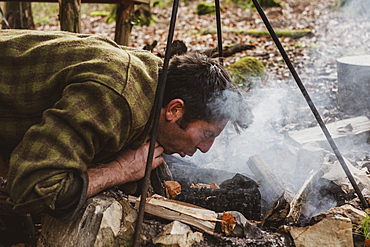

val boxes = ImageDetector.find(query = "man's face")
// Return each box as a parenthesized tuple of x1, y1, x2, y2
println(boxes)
(157, 117, 227, 157)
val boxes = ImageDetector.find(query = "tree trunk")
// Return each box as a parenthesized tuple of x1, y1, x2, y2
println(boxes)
(4, 1, 34, 29)
(337, 55, 370, 115)
(114, 1, 134, 46)
(58, 0, 81, 33)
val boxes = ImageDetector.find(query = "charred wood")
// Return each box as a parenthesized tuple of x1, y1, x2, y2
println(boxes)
(176, 173, 262, 221)
(286, 169, 325, 225)
(164, 156, 262, 220)
(261, 193, 291, 228)
(297, 178, 351, 226)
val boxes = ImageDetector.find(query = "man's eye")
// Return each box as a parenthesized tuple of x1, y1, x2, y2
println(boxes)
(204, 131, 214, 139)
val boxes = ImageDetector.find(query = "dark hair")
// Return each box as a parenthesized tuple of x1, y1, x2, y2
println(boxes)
(162, 52, 253, 132)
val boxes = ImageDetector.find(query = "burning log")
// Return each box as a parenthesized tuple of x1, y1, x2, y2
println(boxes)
(247, 155, 287, 200)
(36, 182, 293, 245)
(261, 194, 291, 228)
(163, 155, 262, 220)
(246, 154, 297, 228)
(175, 173, 262, 221)
(246, 148, 355, 228)
(216, 210, 294, 246)
(286, 169, 325, 225)
(136, 196, 293, 246)
(163, 180, 182, 199)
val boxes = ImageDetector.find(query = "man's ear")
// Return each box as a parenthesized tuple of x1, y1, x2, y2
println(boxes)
(164, 99, 185, 121)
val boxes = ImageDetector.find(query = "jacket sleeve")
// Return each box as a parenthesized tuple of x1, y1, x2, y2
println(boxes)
(5, 81, 135, 216)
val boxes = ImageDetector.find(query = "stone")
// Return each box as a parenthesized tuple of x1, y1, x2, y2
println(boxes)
(228, 56, 266, 88)
(152, 221, 203, 247)
(310, 204, 366, 226)
(281, 215, 353, 247)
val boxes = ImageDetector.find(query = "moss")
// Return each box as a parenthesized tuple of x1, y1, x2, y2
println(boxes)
(246, 29, 312, 39)
(200, 27, 217, 35)
(152, 0, 164, 7)
(258, 0, 281, 8)
(331, 0, 348, 8)
(196, 2, 216, 15)
(227, 56, 266, 88)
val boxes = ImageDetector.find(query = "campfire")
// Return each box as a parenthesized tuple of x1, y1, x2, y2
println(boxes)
(35, 113, 370, 246)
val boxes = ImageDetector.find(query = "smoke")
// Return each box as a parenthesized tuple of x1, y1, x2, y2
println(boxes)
(207, 88, 254, 131)
(172, 0, 370, 221)
(312, 0, 370, 62)
(342, 0, 370, 20)
(182, 82, 311, 176)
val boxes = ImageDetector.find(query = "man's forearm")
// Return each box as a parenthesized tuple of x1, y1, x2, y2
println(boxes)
(86, 160, 127, 198)
(86, 142, 164, 198)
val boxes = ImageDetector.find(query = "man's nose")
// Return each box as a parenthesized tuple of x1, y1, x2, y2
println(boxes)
(197, 138, 215, 153)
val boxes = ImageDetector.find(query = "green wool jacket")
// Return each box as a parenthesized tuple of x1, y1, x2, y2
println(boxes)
(0, 30, 163, 216)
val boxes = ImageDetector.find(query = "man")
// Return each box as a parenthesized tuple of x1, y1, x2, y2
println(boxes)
(0, 29, 252, 245)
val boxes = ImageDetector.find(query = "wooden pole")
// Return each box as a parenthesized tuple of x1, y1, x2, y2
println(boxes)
(58, 0, 81, 33)
(114, 0, 134, 46)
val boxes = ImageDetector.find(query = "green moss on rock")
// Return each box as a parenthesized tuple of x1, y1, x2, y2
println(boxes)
(259, 0, 281, 8)
(196, 2, 216, 15)
(228, 56, 266, 88)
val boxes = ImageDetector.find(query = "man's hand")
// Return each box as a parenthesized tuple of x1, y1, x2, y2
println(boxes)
(114, 139, 164, 183)
(86, 139, 164, 198)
